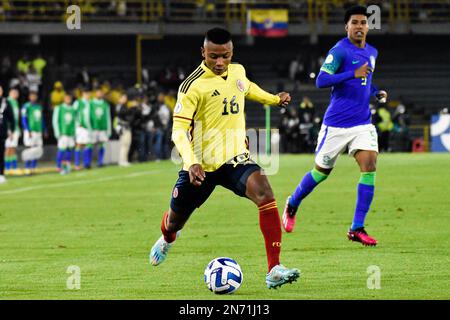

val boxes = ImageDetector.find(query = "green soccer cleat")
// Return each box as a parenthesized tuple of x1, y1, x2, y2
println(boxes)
(265, 264, 300, 289)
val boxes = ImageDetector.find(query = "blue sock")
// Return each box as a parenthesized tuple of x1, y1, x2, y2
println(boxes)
(289, 168, 329, 208)
(84, 147, 92, 168)
(5, 159, 11, 170)
(56, 150, 64, 169)
(98, 145, 105, 167)
(25, 160, 31, 169)
(64, 150, 72, 164)
(351, 173, 376, 231)
(74, 149, 81, 167)
(31, 159, 38, 169)
(11, 157, 18, 169)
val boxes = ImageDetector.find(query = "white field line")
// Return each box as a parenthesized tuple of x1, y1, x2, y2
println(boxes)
(0, 170, 161, 196)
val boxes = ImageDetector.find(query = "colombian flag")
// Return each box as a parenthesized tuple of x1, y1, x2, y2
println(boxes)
(247, 9, 288, 37)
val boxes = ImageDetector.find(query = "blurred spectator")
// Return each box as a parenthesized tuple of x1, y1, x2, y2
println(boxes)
(76, 67, 91, 88)
(288, 54, 306, 91)
(163, 90, 177, 112)
(128, 91, 143, 162)
(26, 65, 41, 94)
(316, 54, 325, 72)
(1, 56, 14, 88)
(80, 0, 96, 17)
(108, 83, 124, 124)
(139, 94, 156, 162)
(195, 0, 207, 19)
(158, 65, 184, 91)
(89, 87, 111, 168)
(298, 96, 315, 153)
(205, 0, 217, 19)
(101, 81, 112, 103)
(116, 91, 140, 167)
(50, 81, 65, 109)
(391, 103, 411, 152)
(0, 84, 15, 184)
(116, 92, 129, 166)
(22, 90, 46, 172)
(374, 104, 393, 152)
(154, 92, 171, 160)
(17, 54, 30, 75)
(279, 106, 300, 153)
(32, 53, 46, 78)
(116, 1, 127, 17)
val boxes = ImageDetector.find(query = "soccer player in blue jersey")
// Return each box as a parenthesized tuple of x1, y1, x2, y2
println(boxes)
(282, 5, 388, 246)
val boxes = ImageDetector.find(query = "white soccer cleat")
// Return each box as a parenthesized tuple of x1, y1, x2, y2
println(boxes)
(0, 175, 7, 184)
(265, 264, 300, 289)
(149, 231, 180, 266)
(118, 162, 131, 167)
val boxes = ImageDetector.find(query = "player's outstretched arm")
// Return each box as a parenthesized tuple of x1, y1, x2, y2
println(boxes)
(246, 82, 284, 106)
(316, 69, 355, 88)
(316, 46, 361, 89)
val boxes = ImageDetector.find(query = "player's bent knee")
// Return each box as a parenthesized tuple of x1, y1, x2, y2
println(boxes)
(361, 163, 376, 172)
(253, 188, 275, 207)
(315, 164, 333, 175)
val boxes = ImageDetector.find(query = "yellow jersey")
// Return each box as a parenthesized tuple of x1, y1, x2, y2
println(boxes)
(172, 61, 281, 172)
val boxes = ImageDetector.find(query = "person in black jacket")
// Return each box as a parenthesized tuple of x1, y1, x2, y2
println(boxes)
(117, 90, 140, 166)
(0, 85, 16, 183)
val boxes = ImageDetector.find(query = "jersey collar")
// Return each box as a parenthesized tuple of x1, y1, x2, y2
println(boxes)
(345, 37, 367, 50)
(201, 61, 228, 78)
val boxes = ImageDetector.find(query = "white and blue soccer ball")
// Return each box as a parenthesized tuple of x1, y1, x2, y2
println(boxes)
(204, 257, 243, 294)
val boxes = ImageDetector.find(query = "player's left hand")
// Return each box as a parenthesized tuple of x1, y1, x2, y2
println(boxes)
(277, 92, 291, 107)
(376, 90, 388, 103)
(189, 164, 206, 187)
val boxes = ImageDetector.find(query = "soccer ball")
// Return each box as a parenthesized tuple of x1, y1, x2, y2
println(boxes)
(204, 257, 243, 294)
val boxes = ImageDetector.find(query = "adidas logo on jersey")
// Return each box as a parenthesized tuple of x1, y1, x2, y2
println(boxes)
(211, 90, 220, 97)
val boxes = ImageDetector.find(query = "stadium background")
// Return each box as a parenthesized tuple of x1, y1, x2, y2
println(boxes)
(0, 0, 449, 301)
(1, 0, 449, 162)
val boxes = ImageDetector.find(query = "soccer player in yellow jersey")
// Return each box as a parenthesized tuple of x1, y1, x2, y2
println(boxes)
(150, 28, 300, 289)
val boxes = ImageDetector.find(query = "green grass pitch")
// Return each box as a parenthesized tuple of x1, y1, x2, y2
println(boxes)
(0, 153, 449, 299)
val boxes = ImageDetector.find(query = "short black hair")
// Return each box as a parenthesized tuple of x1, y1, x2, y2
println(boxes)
(205, 28, 232, 45)
(344, 5, 368, 24)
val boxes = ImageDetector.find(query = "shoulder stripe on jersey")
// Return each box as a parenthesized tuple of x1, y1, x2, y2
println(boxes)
(181, 70, 205, 93)
(180, 69, 205, 94)
(173, 115, 193, 122)
(179, 67, 202, 92)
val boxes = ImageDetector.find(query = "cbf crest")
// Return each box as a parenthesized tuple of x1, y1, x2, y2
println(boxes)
(236, 79, 245, 92)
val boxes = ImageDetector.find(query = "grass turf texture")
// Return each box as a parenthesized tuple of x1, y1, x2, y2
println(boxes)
(0, 153, 449, 299)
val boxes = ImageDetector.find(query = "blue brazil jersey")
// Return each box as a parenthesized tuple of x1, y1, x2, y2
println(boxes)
(320, 37, 378, 128)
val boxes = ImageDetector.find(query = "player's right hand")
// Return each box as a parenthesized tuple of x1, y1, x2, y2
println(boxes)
(277, 92, 291, 107)
(189, 164, 206, 187)
(354, 62, 371, 78)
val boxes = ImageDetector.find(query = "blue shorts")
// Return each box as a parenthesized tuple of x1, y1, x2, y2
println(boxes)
(170, 160, 261, 216)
